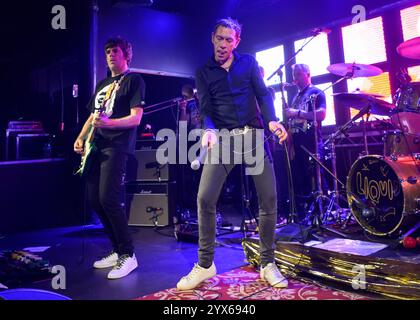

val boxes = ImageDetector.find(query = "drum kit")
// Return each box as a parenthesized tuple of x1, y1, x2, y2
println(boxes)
(318, 37, 420, 237)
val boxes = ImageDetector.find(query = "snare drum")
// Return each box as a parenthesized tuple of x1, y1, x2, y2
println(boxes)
(347, 155, 420, 236)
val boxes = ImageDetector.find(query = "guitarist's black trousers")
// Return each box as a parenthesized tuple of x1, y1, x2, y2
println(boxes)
(86, 147, 134, 256)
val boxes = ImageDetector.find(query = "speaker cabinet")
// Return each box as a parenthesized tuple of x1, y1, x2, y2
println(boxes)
(15, 134, 51, 160)
(126, 149, 170, 182)
(125, 182, 175, 227)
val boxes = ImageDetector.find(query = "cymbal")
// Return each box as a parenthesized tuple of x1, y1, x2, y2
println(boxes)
(327, 63, 383, 77)
(397, 37, 420, 59)
(350, 90, 384, 98)
(332, 92, 395, 115)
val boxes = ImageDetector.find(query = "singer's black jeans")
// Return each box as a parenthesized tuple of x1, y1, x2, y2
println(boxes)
(197, 129, 278, 268)
(86, 147, 134, 256)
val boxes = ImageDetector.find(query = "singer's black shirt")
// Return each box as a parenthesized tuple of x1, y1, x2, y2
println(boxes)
(195, 51, 277, 130)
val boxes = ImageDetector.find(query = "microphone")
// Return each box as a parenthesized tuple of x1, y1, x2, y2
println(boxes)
(348, 192, 377, 217)
(191, 147, 208, 170)
(72, 84, 79, 98)
(311, 27, 331, 34)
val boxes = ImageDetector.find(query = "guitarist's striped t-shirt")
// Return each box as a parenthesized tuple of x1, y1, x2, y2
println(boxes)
(86, 72, 146, 154)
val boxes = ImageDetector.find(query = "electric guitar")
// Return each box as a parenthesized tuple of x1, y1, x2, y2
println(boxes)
(74, 108, 104, 177)
(75, 72, 129, 177)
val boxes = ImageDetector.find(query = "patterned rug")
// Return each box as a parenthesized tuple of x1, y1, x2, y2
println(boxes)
(136, 265, 370, 300)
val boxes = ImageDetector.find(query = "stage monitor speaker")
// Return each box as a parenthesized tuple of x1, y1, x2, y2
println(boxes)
(125, 182, 175, 227)
(126, 149, 169, 182)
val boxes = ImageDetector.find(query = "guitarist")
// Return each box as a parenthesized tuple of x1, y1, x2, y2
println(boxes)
(73, 37, 145, 280)
(284, 64, 326, 217)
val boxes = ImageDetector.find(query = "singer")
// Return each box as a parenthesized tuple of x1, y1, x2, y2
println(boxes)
(73, 37, 145, 280)
(284, 64, 327, 215)
(177, 17, 288, 291)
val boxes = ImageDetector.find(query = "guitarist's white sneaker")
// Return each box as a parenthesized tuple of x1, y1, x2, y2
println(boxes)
(107, 254, 138, 279)
(93, 252, 118, 269)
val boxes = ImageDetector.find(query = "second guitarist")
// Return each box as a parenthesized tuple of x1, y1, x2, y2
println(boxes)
(74, 37, 145, 280)
(284, 64, 326, 216)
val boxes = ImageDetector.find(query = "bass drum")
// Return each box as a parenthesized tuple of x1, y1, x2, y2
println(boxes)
(347, 155, 420, 236)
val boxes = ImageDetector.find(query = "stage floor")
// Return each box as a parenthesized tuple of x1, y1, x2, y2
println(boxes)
(1, 208, 419, 300)
(0, 223, 246, 300)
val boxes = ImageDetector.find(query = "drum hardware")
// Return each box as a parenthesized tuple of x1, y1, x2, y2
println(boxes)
(325, 132, 355, 227)
(300, 145, 349, 239)
(296, 66, 378, 231)
(406, 176, 418, 184)
(394, 82, 420, 112)
(390, 154, 398, 162)
(333, 92, 395, 156)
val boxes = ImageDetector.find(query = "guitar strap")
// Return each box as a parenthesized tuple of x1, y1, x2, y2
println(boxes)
(99, 70, 131, 111)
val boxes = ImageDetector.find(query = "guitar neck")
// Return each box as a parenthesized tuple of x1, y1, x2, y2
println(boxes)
(86, 125, 97, 143)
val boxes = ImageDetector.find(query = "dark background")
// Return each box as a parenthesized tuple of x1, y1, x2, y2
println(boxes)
(1, 0, 415, 144)
(0, 0, 418, 233)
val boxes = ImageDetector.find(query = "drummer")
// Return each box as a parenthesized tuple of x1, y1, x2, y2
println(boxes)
(285, 64, 327, 216)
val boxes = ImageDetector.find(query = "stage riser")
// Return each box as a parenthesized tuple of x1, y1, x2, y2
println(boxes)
(243, 239, 420, 299)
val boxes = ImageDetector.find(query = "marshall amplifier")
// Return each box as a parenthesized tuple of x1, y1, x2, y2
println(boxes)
(125, 139, 173, 182)
(5, 121, 45, 160)
(125, 182, 175, 227)
(126, 149, 169, 182)
(15, 134, 51, 160)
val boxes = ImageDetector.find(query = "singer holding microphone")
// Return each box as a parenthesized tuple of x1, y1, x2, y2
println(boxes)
(285, 64, 326, 215)
(177, 18, 288, 291)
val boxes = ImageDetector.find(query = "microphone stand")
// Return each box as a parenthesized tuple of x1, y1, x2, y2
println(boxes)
(267, 32, 321, 81)
(300, 68, 358, 231)
(277, 69, 298, 223)
(143, 97, 195, 115)
(266, 33, 321, 222)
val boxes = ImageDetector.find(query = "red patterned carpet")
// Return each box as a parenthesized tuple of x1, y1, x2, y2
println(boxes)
(136, 265, 370, 300)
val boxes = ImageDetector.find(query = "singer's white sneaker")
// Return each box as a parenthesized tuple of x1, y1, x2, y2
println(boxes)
(177, 262, 216, 291)
(260, 263, 288, 288)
